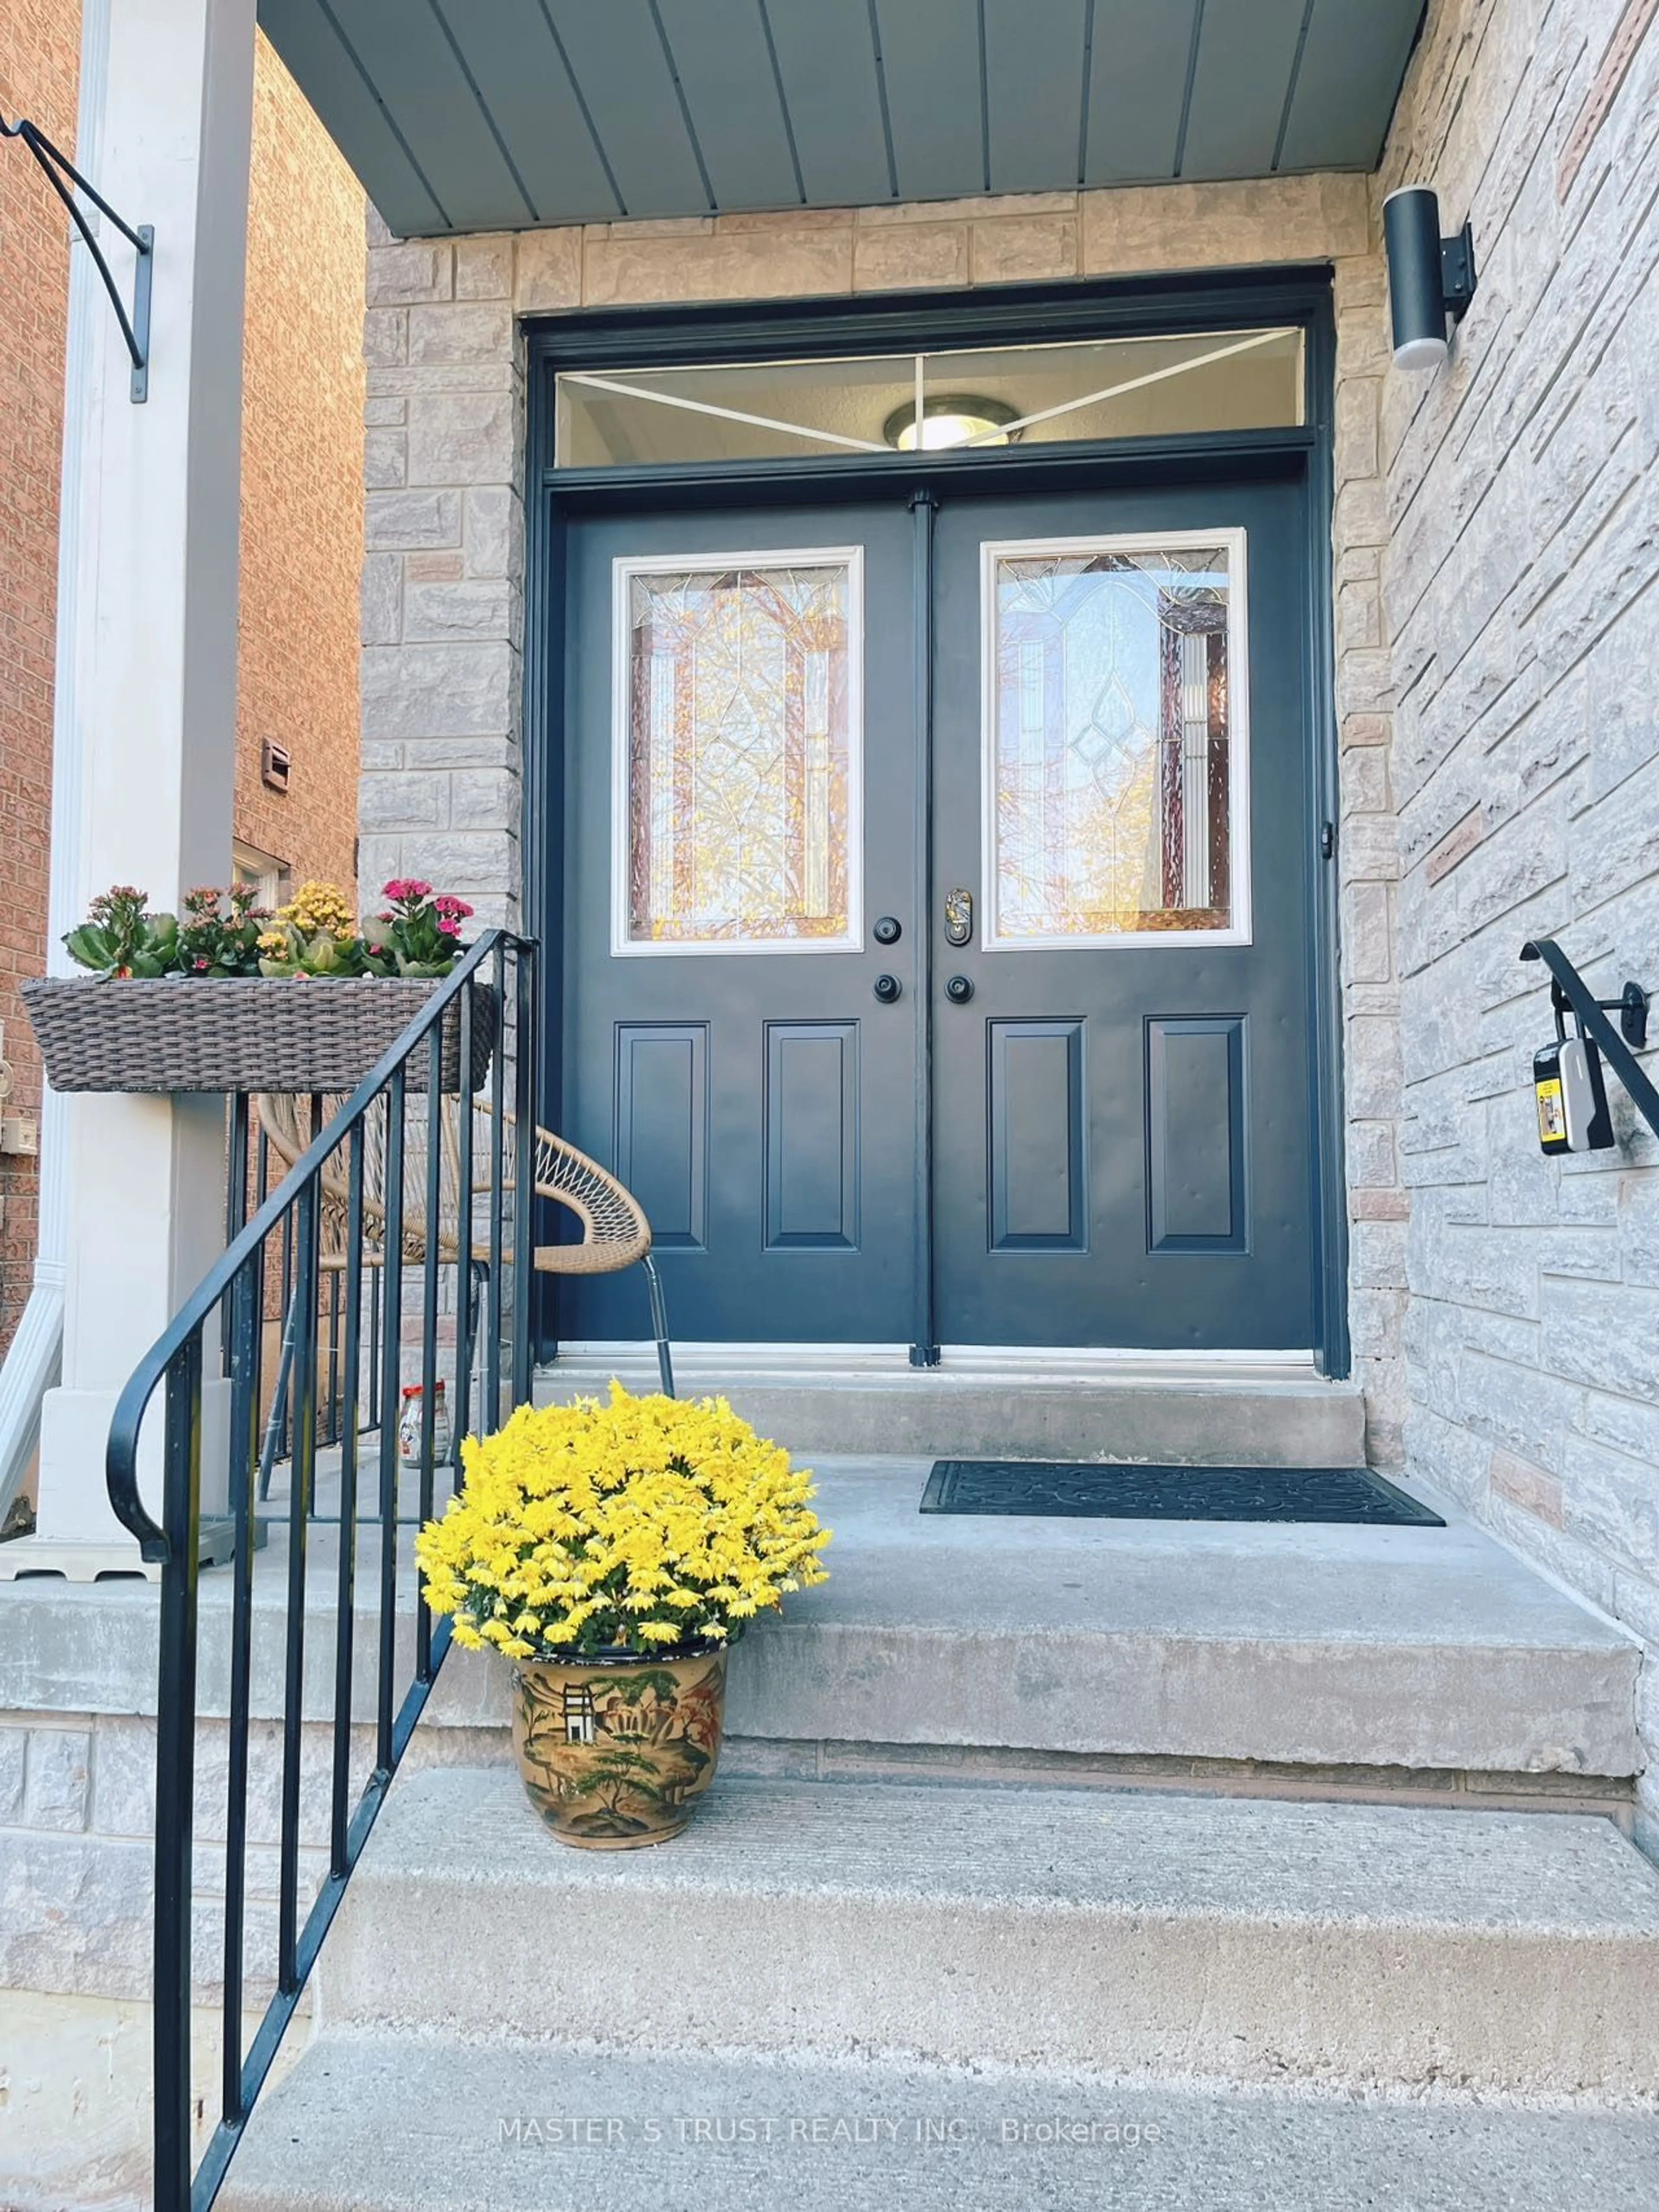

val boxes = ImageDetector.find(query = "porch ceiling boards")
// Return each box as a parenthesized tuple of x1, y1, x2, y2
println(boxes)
(256, 0, 1425, 240)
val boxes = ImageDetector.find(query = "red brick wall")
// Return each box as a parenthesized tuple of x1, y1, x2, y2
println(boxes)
(234, 33, 365, 905)
(0, 18, 365, 1357)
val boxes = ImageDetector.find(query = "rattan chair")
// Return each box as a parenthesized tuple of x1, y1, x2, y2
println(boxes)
(254, 1092, 674, 1396)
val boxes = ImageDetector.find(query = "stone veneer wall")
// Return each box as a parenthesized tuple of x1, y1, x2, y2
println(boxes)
(1376, 0, 1659, 1835)
(0, 1704, 502, 2201)
(359, 174, 1408, 1458)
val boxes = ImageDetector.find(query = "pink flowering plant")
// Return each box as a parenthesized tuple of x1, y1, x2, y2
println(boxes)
(176, 885, 267, 977)
(359, 880, 474, 981)
(63, 877, 473, 981)
(64, 882, 272, 979)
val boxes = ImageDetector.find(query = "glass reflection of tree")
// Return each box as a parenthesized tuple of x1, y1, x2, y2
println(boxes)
(995, 550, 1227, 938)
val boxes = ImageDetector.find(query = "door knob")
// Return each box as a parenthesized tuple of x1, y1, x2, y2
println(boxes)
(945, 974, 974, 1004)
(873, 973, 902, 1003)
(873, 915, 902, 946)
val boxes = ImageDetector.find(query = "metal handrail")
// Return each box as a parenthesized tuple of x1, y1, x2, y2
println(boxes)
(106, 931, 528, 1549)
(1520, 937, 1659, 1139)
(108, 930, 537, 2210)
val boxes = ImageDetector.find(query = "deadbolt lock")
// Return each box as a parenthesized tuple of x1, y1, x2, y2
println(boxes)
(873, 915, 902, 946)
(944, 889, 973, 947)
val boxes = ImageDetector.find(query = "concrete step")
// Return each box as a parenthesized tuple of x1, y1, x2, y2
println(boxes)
(221, 2030, 1659, 2212)
(535, 1346, 1367, 1466)
(321, 1766, 1659, 2097)
(429, 1459, 1643, 1782)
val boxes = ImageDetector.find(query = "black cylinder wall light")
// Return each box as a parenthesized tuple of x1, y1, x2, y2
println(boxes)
(1383, 187, 1477, 372)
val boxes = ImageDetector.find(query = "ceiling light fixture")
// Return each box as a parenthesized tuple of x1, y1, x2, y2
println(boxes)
(883, 394, 1019, 451)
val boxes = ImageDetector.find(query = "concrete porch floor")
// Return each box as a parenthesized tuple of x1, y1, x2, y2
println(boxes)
(289, 1446, 1643, 1802)
(691, 1456, 1642, 1801)
(2, 1454, 1638, 1814)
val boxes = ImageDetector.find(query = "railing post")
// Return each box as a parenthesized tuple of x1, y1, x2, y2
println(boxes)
(153, 1333, 203, 2212)
(225, 1093, 250, 1246)
(416, 1028, 443, 1684)
(330, 1124, 368, 1879)
(486, 942, 506, 1430)
(276, 1176, 319, 1994)
(512, 940, 537, 1409)
(221, 1258, 261, 2128)
(376, 1074, 407, 1778)
(454, 987, 476, 1463)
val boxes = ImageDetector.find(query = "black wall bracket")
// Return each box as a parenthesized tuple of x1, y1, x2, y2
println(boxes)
(2, 112, 152, 402)
(1522, 939, 1659, 1135)
(1440, 221, 1478, 324)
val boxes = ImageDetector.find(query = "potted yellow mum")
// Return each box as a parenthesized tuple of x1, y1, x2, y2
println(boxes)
(415, 1384, 830, 1850)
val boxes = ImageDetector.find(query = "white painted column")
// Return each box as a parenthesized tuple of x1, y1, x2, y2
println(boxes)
(29, 0, 257, 1560)
(0, 0, 108, 1528)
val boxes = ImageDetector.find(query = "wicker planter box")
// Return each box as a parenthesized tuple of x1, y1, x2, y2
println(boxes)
(20, 976, 496, 1095)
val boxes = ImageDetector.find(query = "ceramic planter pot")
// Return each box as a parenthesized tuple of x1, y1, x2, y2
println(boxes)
(511, 1644, 728, 1850)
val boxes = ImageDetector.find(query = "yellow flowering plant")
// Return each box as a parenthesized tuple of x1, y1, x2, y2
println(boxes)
(256, 880, 362, 977)
(415, 1384, 831, 1661)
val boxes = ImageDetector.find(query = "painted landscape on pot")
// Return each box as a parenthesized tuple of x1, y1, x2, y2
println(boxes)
(515, 1659, 725, 1843)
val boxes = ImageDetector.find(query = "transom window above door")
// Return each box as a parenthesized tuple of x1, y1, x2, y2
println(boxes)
(557, 328, 1303, 468)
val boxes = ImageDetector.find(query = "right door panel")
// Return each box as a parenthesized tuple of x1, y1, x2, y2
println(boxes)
(929, 479, 1318, 1351)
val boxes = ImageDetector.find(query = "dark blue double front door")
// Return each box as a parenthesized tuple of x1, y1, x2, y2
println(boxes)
(556, 474, 1319, 1353)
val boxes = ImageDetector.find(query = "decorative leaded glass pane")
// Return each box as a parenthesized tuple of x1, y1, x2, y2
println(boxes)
(986, 540, 1243, 946)
(621, 558, 858, 949)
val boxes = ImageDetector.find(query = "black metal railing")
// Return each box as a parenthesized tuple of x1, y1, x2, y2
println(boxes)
(1521, 937, 1659, 1139)
(106, 930, 537, 2211)
(227, 1099, 387, 1495)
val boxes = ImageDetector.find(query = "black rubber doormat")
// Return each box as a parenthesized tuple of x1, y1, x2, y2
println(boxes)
(919, 1461, 1445, 1526)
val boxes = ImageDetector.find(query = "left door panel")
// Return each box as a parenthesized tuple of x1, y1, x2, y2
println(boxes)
(558, 503, 918, 1345)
